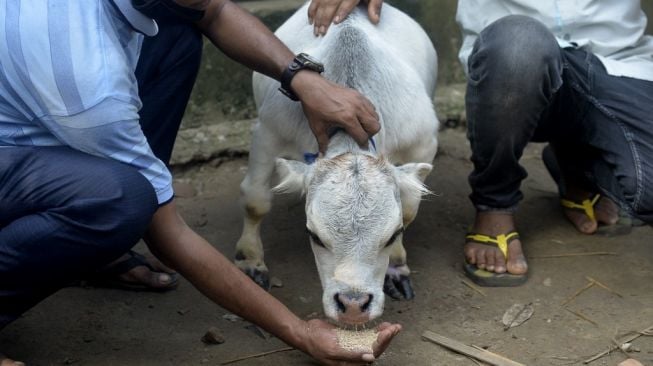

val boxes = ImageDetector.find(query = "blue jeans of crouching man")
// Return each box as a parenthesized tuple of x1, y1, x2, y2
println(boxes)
(466, 15, 653, 224)
(0, 20, 202, 328)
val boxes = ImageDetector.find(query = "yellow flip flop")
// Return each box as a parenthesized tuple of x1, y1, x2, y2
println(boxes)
(463, 231, 527, 287)
(560, 194, 633, 236)
(560, 194, 601, 222)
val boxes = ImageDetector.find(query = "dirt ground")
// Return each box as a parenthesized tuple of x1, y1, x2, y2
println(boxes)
(2, 128, 652, 366)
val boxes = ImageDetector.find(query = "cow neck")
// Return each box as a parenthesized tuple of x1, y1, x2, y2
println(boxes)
(303, 129, 377, 164)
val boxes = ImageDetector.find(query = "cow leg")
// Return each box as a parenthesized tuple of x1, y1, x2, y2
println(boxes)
(383, 196, 421, 300)
(385, 137, 438, 300)
(235, 126, 280, 290)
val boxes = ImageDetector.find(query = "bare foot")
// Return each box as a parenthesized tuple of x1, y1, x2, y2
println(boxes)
(93, 251, 179, 291)
(562, 190, 619, 234)
(464, 212, 528, 275)
(0, 354, 24, 366)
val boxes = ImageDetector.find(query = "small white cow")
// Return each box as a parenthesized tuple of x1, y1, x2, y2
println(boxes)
(236, 2, 438, 325)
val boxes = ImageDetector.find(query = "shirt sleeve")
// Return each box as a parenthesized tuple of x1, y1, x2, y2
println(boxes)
(38, 98, 174, 205)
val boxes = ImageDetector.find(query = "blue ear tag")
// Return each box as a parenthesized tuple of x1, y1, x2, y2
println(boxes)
(303, 152, 319, 164)
(369, 137, 377, 152)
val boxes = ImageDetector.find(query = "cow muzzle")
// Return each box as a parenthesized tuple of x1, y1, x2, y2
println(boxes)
(334, 292, 373, 325)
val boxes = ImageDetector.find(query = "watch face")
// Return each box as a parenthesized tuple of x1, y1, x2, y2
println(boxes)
(297, 53, 325, 73)
(298, 53, 318, 64)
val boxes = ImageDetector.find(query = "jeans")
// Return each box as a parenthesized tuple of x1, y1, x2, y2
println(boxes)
(0, 20, 202, 327)
(466, 15, 653, 223)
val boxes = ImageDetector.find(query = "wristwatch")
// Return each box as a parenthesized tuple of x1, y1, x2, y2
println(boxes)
(279, 53, 325, 101)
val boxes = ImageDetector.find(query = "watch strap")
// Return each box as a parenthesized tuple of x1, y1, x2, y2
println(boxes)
(278, 53, 324, 101)
(279, 65, 301, 101)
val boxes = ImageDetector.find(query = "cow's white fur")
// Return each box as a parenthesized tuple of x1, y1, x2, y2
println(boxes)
(236, 2, 438, 325)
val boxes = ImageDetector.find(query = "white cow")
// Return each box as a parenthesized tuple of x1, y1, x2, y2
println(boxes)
(236, 2, 438, 325)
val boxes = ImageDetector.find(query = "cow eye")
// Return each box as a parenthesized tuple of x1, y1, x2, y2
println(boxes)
(306, 228, 326, 248)
(385, 228, 404, 248)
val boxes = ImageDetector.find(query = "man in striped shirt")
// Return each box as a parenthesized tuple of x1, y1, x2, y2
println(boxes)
(0, 1, 399, 365)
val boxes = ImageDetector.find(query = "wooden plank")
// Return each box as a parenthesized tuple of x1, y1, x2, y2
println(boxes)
(422, 330, 525, 366)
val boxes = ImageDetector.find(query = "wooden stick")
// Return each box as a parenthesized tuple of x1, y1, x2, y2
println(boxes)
(583, 325, 653, 364)
(461, 279, 487, 297)
(564, 308, 598, 326)
(220, 347, 295, 365)
(528, 252, 617, 259)
(422, 330, 525, 366)
(561, 280, 595, 306)
(585, 276, 623, 298)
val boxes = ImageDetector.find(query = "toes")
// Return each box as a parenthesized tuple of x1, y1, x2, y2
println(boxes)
(130, 267, 178, 289)
(564, 209, 598, 234)
(507, 255, 528, 275)
(475, 248, 487, 269)
(596, 197, 620, 225)
(464, 246, 477, 264)
(484, 250, 496, 272)
(1, 359, 25, 366)
(466, 242, 525, 275)
(506, 241, 528, 275)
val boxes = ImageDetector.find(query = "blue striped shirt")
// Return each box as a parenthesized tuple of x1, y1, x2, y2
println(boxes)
(0, 0, 173, 204)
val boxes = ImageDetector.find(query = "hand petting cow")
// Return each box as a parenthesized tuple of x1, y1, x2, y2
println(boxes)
(235, 1, 439, 325)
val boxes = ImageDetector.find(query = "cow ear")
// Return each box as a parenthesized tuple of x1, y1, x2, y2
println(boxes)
(394, 162, 433, 199)
(273, 158, 309, 194)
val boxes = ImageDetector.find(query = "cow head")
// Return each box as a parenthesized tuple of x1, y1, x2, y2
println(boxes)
(274, 152, 431, 325)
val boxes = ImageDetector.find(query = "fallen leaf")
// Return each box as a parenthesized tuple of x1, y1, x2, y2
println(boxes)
(502, 303, 534, 330)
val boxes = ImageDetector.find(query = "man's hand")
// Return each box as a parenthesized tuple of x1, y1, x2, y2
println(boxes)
(300, 319, 401, 365)
(291, 70, 380, 154)
(308, 0, 383, 36)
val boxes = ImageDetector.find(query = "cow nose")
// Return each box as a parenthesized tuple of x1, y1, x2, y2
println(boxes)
(334, 292, 373, 314)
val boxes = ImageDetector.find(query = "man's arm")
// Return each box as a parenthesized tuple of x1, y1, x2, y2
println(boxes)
(144, 200, 401, 365)
(192, 0, 380, 153)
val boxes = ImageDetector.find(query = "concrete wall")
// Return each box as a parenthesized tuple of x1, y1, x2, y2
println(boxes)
(182, 0, 653, 129)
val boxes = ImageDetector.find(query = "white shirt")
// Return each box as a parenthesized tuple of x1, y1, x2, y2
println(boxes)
(456, 0, 653, 81)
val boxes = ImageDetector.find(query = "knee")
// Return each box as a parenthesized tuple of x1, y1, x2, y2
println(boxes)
(90, 163, 158, 240)
(470, 15, 560, 78)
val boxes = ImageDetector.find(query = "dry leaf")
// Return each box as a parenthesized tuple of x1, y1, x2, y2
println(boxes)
(502, 303, 534, 330)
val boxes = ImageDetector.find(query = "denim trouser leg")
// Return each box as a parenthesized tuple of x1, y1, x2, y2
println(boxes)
(554, 50, 653, 223)
(0, 147, 158, 327)
(466, 15, 563, 211)
(466, 15, 653, 224)
(136, 20, 203, 165)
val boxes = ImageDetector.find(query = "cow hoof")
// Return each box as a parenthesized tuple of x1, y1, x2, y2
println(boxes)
(243, 267, 271, 290)
(383, 274, 415, 300)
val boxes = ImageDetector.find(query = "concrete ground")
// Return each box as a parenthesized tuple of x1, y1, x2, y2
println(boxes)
(2, 128, 652, 366)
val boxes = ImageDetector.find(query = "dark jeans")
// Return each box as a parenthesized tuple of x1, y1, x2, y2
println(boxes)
(466, 15, 653, 224)
(0, 20, 202, 328)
